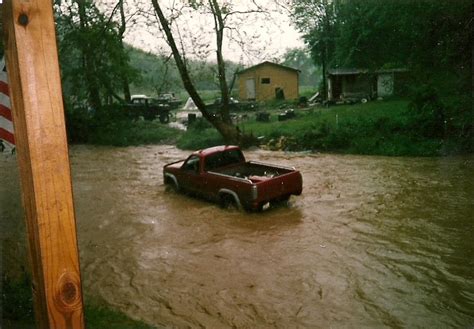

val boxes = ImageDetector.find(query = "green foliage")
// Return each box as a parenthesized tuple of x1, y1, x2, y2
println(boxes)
(84, 302, 156, 329)
(55, 1, 138, 108)
(406, 86, 446, 139)
(281, 48, 320, 87)
(290, 0, 472, 151)
(129, 46, 243, 97)
(65, 105, 182, 146)
(128, 48, 183, 95)
(1, 274, 156, 328)
(292, 0, 471, 73)
(1, 274, 34, 322)
(235, 99, 472, 156)
(176, 126, 224, 150)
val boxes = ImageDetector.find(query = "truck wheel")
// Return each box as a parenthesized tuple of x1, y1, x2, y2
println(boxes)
(270, 195, 290, 208)
(165, 178, 179, 192)
(159, 113, 170, 124)
(220, 194, 237, 210)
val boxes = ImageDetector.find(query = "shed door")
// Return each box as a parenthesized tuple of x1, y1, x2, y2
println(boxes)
(245, 78, 256, 100)
(377, 73, 394, 97)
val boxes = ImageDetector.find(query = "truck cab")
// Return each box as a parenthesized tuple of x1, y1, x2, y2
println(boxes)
(163, 146, 303, 211)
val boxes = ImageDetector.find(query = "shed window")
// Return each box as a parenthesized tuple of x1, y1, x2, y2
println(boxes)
(261, 78, 271, 84)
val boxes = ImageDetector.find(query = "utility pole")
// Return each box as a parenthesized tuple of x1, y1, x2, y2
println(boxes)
(2, 1, 85, 328)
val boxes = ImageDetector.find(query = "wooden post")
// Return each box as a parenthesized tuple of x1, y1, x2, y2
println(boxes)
(2, 1, 85, 328)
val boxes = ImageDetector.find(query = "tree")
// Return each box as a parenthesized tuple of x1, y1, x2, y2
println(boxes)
(291, 0, 338, 99)
(281, 48, 320, 87)
(54, 0, 137, 109)
(290, 0, 472, 97)
(291, 0, 471, 79)
(116, 0, 132, 102)
(290, 0, 472, 143)
(149, 0, 265, 145)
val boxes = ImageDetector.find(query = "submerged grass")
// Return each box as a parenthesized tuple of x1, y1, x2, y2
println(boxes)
(1, 275, 157, 329)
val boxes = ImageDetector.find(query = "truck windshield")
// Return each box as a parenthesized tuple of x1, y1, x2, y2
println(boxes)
(204, 149, 244, 171)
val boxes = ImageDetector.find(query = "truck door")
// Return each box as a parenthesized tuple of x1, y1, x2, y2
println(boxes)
(180, 155, 203, 195)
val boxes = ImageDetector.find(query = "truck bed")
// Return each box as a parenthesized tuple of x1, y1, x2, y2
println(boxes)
(209, 161, 294, 183)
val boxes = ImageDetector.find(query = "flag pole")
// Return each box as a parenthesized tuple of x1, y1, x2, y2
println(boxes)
(2, 1, 85, 328)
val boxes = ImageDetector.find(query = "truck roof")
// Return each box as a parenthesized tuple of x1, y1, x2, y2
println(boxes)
(193, 145, 240, 157)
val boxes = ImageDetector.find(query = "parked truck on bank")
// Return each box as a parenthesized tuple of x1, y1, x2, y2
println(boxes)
(124, 95, 172, 123)
(163, 145, 303, 211)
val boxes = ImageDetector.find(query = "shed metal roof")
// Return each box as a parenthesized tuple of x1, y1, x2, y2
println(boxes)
(328, 68, 408, 76)
(236, 61, 300, 75)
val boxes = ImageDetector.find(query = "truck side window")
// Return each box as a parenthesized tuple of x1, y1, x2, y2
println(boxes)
(224, 150, 244, 164)
(183, 156, 200, 173)
(205, 150, 244, 171)
(204, 154, 221, 171)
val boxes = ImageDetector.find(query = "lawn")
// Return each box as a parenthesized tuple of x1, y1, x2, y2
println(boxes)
(177, 98, 471, 156)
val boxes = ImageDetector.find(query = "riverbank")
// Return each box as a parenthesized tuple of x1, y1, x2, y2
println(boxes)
(64, 98, 472, 156)
(179, 99, 473, 156)
(1, 275, 156, 329)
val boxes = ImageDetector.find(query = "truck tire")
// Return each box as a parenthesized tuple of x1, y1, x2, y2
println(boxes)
(165, 177, 179, 192)
(220, 194, 237, 210)
(159, 112, 170, 124)
(270, 195, 290, 207)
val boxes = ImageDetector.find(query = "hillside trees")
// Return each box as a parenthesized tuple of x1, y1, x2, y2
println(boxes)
(281, 48, 320, 87)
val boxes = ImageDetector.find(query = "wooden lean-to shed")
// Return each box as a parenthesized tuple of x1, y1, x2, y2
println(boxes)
(327, 68, 408, 101)
(237, 61, 300, 101)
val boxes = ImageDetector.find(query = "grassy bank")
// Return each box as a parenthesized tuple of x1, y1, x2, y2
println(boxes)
(66, 106, 183, 146)
(1, 274, 156, 328)
(64, 97, 472, 157)
(177, 99, 473, 156)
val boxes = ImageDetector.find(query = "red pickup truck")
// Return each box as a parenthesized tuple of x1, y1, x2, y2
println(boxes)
(163, 145, 303, 211)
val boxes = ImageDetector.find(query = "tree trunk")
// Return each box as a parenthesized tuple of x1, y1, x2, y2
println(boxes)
(118, 0, 131, 103)
(150, 0, 249, 146)
(77, 0, 102, 109)
(209, 0, 232, 124)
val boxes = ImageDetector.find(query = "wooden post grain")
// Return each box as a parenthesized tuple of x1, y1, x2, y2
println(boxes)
(2, 1, 85, 328)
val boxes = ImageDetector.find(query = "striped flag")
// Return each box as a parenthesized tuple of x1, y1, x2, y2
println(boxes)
(0, 56, 15, 147)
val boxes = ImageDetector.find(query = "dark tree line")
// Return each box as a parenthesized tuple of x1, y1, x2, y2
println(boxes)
(54, 0, 137, 110)
(291, 0, 472, 97)
(291, 0, 472, 142)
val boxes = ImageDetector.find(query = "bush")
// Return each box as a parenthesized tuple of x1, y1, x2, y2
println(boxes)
(65, 104, 182, 146)
(1, 274, 155, 328)
(176, 128, 224, 150)
(406, 86, 446, 138)
(1, 274, 34, 322)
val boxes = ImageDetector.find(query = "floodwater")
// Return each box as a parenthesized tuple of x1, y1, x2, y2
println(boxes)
(1, 145, 473, 328)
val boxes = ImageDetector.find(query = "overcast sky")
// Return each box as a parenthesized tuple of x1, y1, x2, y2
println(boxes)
(99, 0, 305, 65)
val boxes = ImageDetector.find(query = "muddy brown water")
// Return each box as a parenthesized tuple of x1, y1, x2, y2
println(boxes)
(1, 145, 473, 328)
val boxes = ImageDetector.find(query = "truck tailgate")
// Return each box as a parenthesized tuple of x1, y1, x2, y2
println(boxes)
(255, 171, 302, 202)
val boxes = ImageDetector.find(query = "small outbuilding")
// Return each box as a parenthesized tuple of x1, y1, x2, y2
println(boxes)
(327, 68, 408, 101)
(237, 61, 300, 101)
